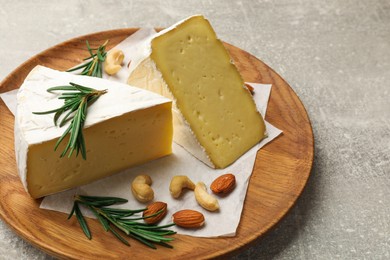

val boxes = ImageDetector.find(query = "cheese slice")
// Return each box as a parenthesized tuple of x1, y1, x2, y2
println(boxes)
(15, 65, 173, 198)
(128, 15, 266, 168)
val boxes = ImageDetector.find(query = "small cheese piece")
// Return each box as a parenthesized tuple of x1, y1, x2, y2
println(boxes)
(128, 15, 266, 168)
(15, 66, 173, 198)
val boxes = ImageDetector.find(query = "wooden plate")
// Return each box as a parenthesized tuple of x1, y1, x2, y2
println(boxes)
(0, 29, 314, 259)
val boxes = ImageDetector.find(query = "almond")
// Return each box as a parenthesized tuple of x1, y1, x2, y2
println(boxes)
(210, 173, 236, 195)
(172, 210, 205, 228)
(143, 201, 167, 224)
(245, 83, 255, 95)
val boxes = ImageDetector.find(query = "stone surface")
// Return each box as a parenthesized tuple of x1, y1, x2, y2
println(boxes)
(0, 0, 389, 259)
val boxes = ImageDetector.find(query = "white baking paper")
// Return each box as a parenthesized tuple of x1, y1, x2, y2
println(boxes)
(0, 89, 18, 114)
(0, 28, 282, 237)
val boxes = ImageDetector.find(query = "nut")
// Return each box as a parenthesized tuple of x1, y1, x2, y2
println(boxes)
(169, 175, 195, 198)
(104, 49, 125, 75)
(210, 173, 236, 195)
(131, 174, 154, 203)
(143, 201, 167, 224)
(245, 83, 255, 95)
(194, 182, 219, 211)
(172, 210, 205, 228)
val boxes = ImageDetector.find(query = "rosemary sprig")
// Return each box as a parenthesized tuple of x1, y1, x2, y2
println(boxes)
(68, 195, 176, 249)
(33, 83, 107, 159)
(67, 40, 108, 78)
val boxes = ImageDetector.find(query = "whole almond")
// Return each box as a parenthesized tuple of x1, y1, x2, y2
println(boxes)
(210, 173, 236, 195)
(172, 210, 205, 228)
(143, 201, 167, 224)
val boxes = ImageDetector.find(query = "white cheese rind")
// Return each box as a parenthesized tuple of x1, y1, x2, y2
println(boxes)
(15, 65, 172, 195)
(14, 112, 29, 192)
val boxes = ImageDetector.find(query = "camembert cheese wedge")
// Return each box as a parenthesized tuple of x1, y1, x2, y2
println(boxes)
(128, 15, 266, 168)
(15, 66, 173, 198)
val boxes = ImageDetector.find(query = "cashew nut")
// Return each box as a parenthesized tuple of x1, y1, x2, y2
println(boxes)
(104, 49, 124, 75)
(169, 175, 195, 198)
(194, 182, 219, 211)
(131, 175, 154, 203)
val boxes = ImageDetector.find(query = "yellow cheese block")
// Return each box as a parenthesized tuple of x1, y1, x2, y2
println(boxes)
(27, 103, 172, 198)
(15, 66, 173, 198)
(128, 15, 266, 168)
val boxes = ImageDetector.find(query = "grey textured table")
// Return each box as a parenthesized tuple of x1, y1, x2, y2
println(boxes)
(0, 0, 389, 259)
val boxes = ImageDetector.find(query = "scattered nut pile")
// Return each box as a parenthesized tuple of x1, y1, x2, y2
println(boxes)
(131, 173, 236, 229)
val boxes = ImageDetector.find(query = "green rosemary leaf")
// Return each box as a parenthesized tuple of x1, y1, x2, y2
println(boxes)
(104, 215, 131, 235)
(81, 100, 88, 121)
(117, 209, 166, 223)
(86, 40, 93, 56)
(66, 62, 89, 72)
(87, 95, 101, 107)
(70, 82, 94, 93)
(78, 129, 87, 160)
(47, 86, 78, 92)
(157, 241, 174, 249)
(108, 225, 130, 246)
(75, 139, 80, 157)
(67, 204, 76, 220)
(78, 195, 128, 204)
(88, 205, 109, 232)
(60, 143, 71, 158)
(101, 208, 143, 214)
(61, 92, 85, 96)
(81, 62, 93, 75)
(117, 217, 144, 222)
(77, 199, 121, 207)
(69, 107, 82, 149)
(130, 228, 174, 242)
(58, 95, 79, 99)
(59, 104, 78, 127)
(141, 209, 165, 219)
(92, 60, 99, 76)
(74, 203, 91, 240)
(98, 63, 103, 78)
(111, 213, 140, 219)
(54, 124, 72, 151)
(60, 98, 83, 112)
(53, 110, 63, 126)
(132, 227, 176, 235)
(101, 211, 136, 218)
(83, 54, 95, 61)
(63, 96, 81, 103)
(99, 216, 110, 232)
(97, 51, 105, 61)
(129, 230, 162, 243)
(133, 228, 175, 237)
(134, 223, 176, 230)
(67, 40, 108, 78)
(32, 108, 63, 115)
(127, 232, 157, 249)
(67, 111, 81, 158)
